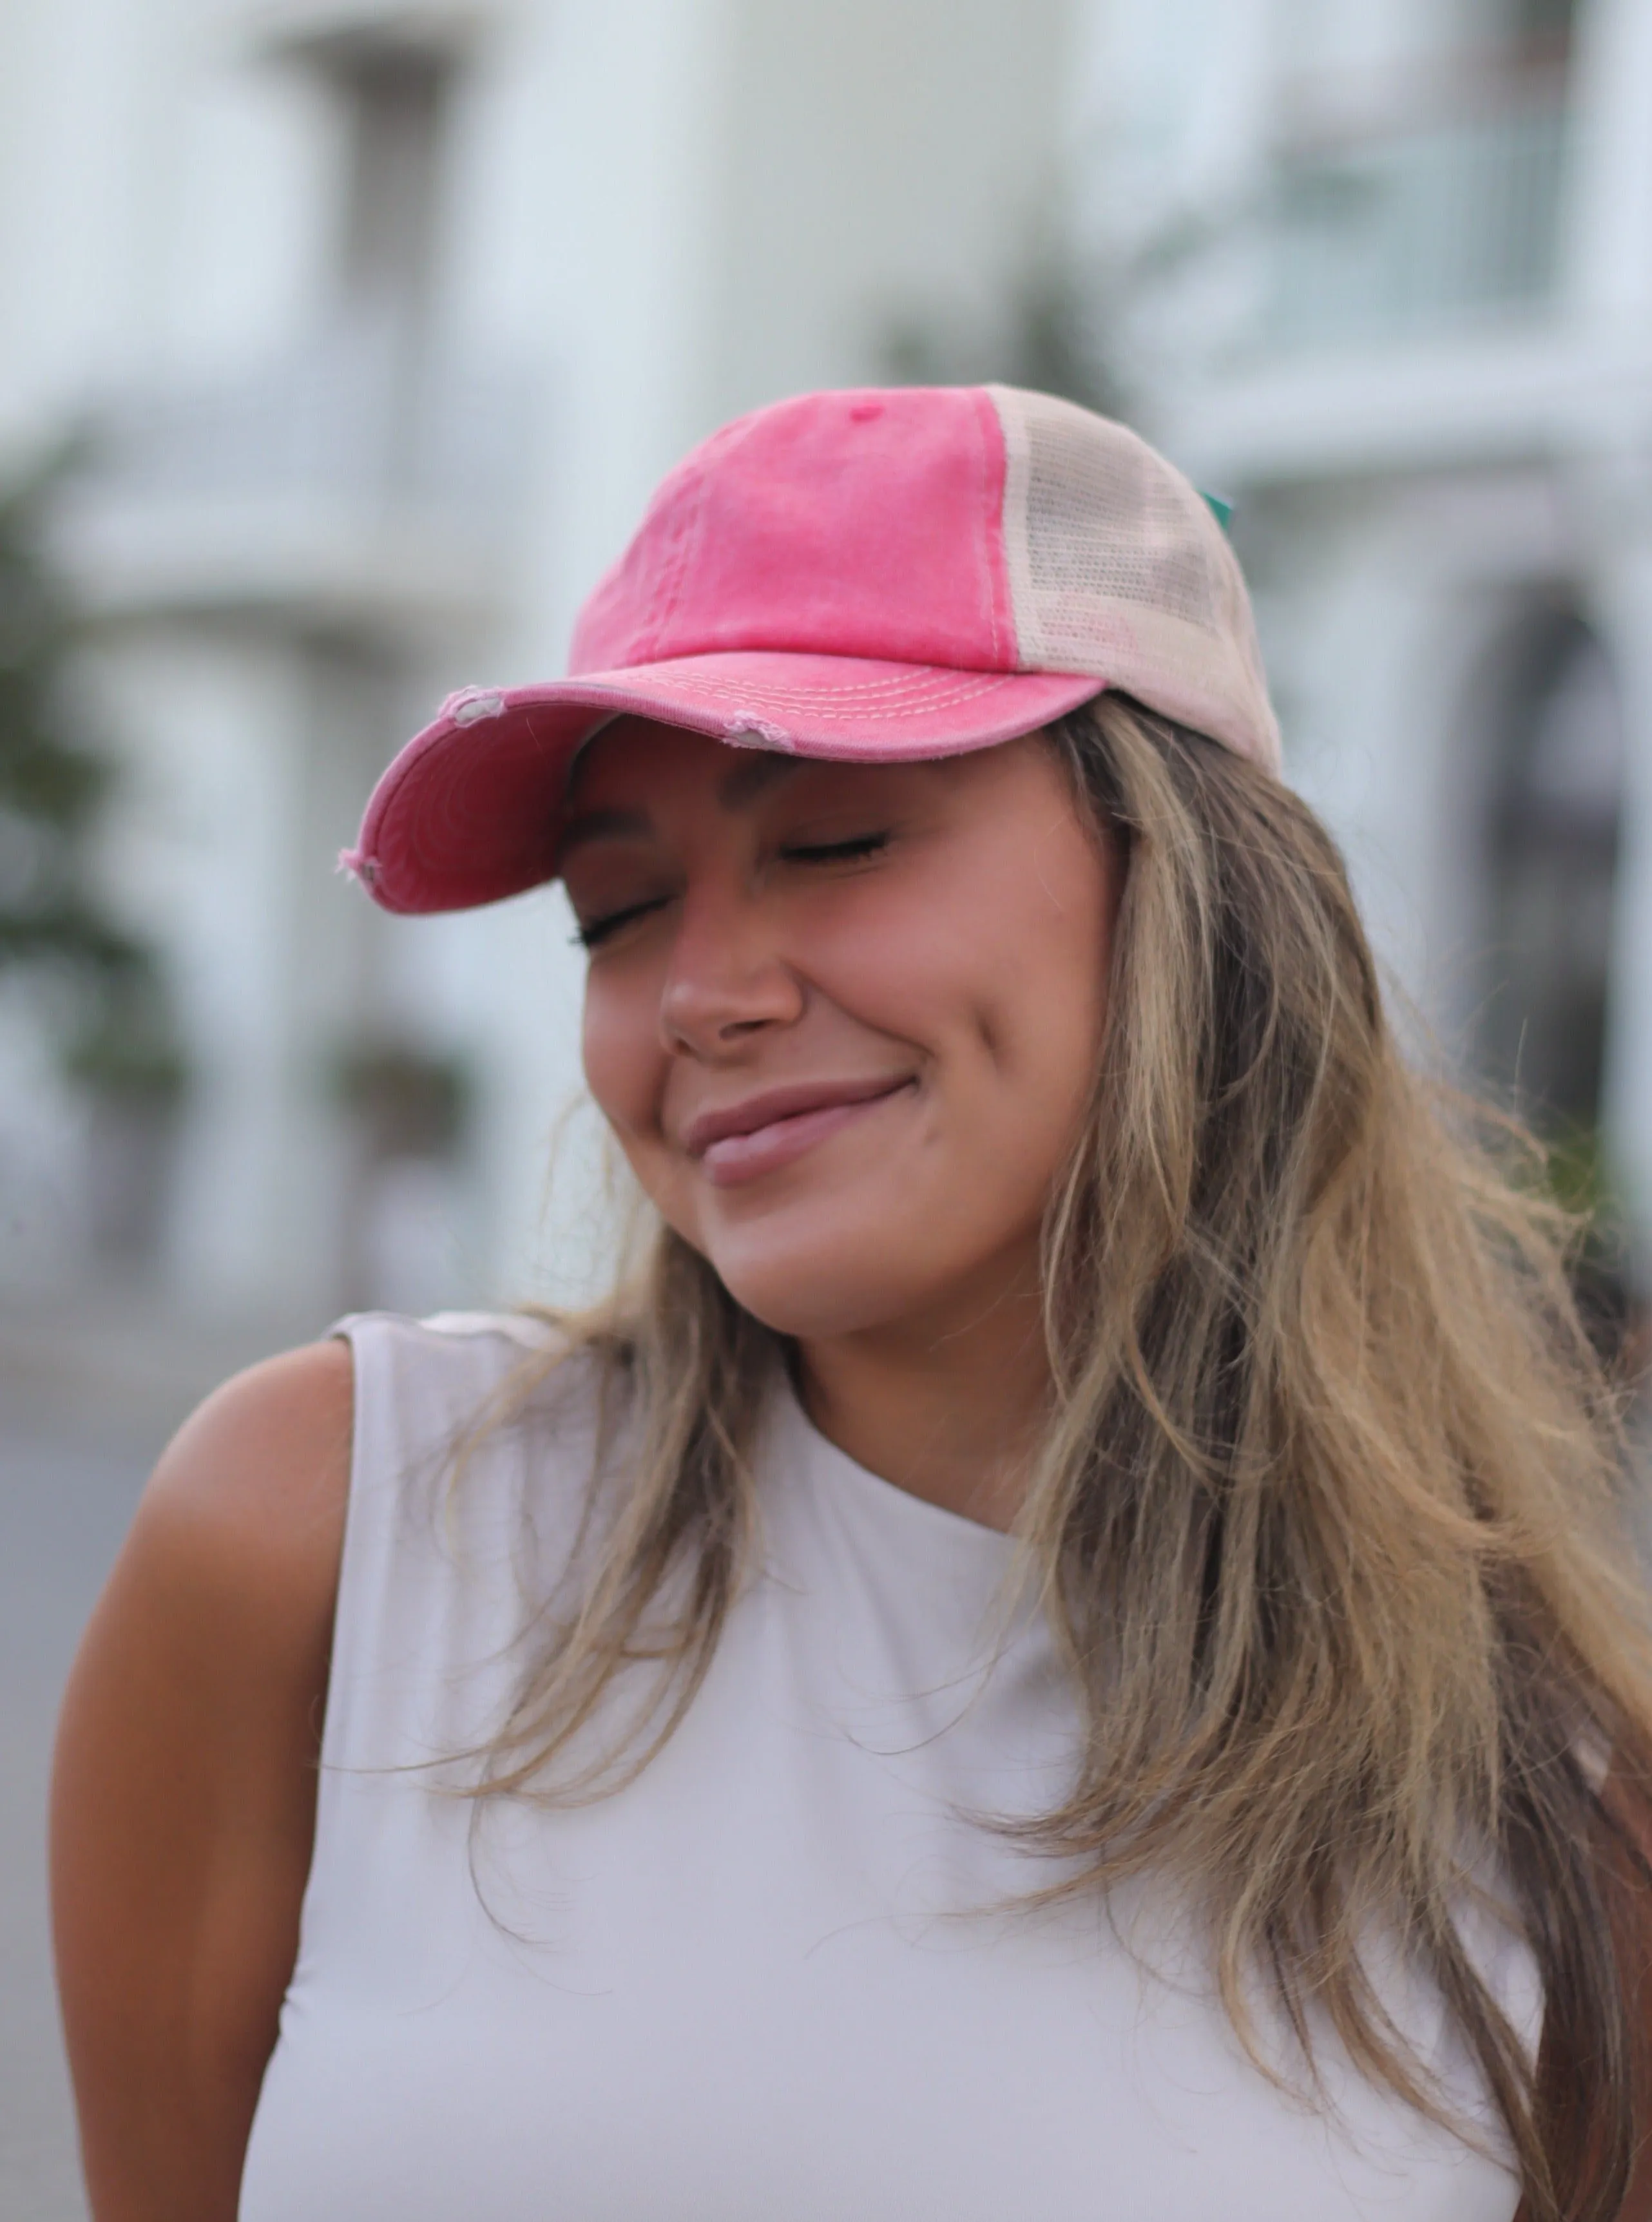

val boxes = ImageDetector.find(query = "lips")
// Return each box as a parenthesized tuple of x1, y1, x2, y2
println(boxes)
(680, 1077, 914, 1187)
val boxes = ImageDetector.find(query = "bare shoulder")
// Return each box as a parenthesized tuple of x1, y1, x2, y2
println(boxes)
(135, 1337, 354, 1620)
(69, 1334, 356, 1734)
(53, 1337, 357, 2221)
(148, 1336, 354, 1531)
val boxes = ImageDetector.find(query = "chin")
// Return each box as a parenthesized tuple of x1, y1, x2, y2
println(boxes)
(696, 1218, 939, 1344)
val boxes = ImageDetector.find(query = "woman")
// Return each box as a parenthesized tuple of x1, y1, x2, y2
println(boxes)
(52, 385, 1652, 2221)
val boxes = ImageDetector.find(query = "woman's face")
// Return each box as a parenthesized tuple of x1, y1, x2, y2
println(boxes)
(566, 718, 1118, 1345)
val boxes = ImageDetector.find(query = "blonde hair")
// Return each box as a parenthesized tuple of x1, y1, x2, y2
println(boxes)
(474, 696, 1652, 2222)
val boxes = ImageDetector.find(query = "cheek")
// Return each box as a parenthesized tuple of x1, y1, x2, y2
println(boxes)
(800, 859, 1109, 1214)
(1008, 852, 1115, 1077)
(941, 850, 1113, 1216)
(581, 976, 661, 1145)
(974, 934, 1107, 1173)
(905, 835, 1112, 1106)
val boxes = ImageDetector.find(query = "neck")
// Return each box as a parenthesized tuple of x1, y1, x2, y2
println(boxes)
(794, 1257, 1051, 1532)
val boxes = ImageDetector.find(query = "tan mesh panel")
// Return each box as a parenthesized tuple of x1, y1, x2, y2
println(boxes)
(989, 384, 1282, 772)
(1026, 396, 1218, 638)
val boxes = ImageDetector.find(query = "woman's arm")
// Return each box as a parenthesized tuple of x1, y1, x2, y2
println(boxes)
(50, 1341, 353, 2222)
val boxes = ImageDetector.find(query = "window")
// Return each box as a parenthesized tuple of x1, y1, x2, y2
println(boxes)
(332, 44, 452, 323)
(1507, 0, 1576, 52)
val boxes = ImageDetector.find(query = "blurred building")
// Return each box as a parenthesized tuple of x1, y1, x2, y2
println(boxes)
(6, 0, 1650, 1339)
(1073, 0, 1652, 1303)
(0, 0, 1074, 1326)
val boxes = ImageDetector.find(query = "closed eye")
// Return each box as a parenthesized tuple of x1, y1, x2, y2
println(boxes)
(570, 895, 670, 949)
(572, 832, 889, 946)
(781, 832, 890, 865)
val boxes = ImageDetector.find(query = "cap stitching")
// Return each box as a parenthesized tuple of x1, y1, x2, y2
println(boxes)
(989, 385, 1041, 671)
(967, 390, 1006, 666)
(653, 670, 1030, 718)
(629, 660, 1023, 703)
(656, 667, 1008, 702)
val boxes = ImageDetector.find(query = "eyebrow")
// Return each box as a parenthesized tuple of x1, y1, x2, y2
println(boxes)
(716, 752, 802, 810)
(555, 806, 651, 862)
(559, 751, 805, 861)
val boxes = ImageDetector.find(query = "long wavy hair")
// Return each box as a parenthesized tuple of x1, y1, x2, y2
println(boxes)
(469, 696, 1652, 2222)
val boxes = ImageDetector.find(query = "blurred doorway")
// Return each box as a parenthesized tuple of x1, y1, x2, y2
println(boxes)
(1477, 608, 1631, 1357)
(1481, 611, 1624, 1136)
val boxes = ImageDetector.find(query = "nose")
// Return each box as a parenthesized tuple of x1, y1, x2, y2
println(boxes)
(658, 881, 804, 1057)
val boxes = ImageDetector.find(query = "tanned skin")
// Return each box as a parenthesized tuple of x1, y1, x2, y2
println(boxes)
(50, 723, 1115, 2210)
(50, 1341, 352, 2222)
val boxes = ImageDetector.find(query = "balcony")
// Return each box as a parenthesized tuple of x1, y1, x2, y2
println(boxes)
(57, 325, 537, 637)
(1261, 82, 1570, 354)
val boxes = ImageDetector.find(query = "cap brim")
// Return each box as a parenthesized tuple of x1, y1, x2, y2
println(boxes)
(348, 651, 1106, 914)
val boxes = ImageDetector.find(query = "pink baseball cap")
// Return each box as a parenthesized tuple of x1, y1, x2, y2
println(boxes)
(346, 383, 1282, 914)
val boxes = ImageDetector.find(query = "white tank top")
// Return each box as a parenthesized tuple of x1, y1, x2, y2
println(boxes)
(240, 1312, 1538, 2221)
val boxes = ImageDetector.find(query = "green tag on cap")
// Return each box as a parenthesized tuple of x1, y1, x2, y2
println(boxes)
(1201, 490, 1234, 533)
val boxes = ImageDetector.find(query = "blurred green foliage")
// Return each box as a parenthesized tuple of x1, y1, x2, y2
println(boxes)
(1543, 1121, 1612, 1223)
(0, 444, 187, 1103)
(328, 1038, 472, 1160)
(1530, 1118, 1640, 1370)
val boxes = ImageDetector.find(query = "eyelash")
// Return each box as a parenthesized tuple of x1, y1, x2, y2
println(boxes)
(571, 899, 665, 950)
(570, 832, 890, 949)
(781, 831, 888, 865)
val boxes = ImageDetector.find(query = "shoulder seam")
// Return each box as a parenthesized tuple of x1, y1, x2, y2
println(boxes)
(330, 1309, 562, 1351)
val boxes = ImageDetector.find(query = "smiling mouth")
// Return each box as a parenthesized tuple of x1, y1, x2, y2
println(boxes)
(684, 1078, 916, 1188)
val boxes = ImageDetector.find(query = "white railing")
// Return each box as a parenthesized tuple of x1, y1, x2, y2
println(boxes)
(93, 324, 536, 528)
(1262, 94, 1569, 350)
